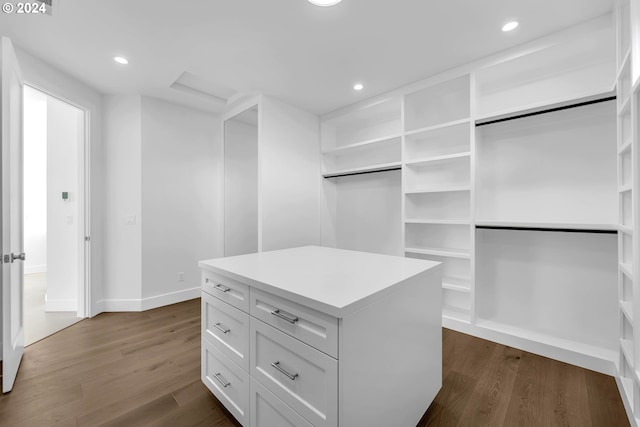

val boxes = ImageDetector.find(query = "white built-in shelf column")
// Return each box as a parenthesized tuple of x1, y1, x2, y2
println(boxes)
(402, 74, 473, 325)
(615, 0, 640, 422)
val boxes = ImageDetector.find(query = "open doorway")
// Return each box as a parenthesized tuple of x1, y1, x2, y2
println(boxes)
(23, 85, 86, 346)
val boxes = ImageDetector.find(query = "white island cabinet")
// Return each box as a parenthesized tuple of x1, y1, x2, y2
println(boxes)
(199, 246, 442, 427)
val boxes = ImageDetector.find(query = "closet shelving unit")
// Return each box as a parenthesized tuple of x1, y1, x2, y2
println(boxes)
(402, 75, 473, 323)
(320, 14, 626, 379)
(618, 51, 636, 415)
(615, 0, 640, 422)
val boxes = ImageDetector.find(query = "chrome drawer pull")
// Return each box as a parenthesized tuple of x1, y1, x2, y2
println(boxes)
(271, 361, 298, 380)
(213, 322, 230, 334)
(213, 373, 230, 388)
(214, 283, 231, 293)
(270, 309, 298, 324)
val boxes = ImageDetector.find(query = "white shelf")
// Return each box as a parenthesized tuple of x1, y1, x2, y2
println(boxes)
(442, 277, 471, 293)
(619, 184, 633, 193)
(634, 73, 640, 93)
(405, 247, 471, 259)
(322, 162, 401, 178)
(475, 89, 616, 125)
(443, 306, 471, 324)
(621, 300, 634, 323)
(475, 319, 618, 363)
(619, 225, 634, 235)
(621, 338, 635, 366)
(621, 262, 634, 279)
(405, 186, 471, 194)
(475, 220, 618, 231)
(404, 118, 470, 136)
(404, 75, 470, 131)
(404, 219, 471, 225)
(620, 376, 634, 410)
(321, 134, 401, 155)
(619, 138, 632, 155)
(618, 95, 632, 116)
(616, 47, 632, 81)
(405, 152, 471, 167)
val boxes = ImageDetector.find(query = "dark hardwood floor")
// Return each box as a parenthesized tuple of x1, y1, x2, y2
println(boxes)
(0, 299, 629, 426)
(0, 299, 240, 427)
(418, 328, 629, 427)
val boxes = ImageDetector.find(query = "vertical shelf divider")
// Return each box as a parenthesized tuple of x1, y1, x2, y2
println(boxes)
(469, 72, 478, 326)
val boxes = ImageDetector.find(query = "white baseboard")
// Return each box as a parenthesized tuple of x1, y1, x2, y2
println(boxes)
(97, 287, 200, 313)
(96, 299, 142, 312)
(141, 287, 200, 311)
(24, 264, 47, 275)
(442, 316, 617, 376)
(45, 299, 78, 312)
(616, 375, 639, 427)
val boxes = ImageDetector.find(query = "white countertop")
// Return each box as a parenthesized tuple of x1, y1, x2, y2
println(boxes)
(199, 246, 441, 317)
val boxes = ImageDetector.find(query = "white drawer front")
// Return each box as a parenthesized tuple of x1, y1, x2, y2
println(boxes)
(250, 377, 313, 427)
(250, 288, 338, 358)
(202, 339, 249, 426)
(250, 319, 338, 427)
(202, 269, 250, 313)
(202, 291, 250, 372)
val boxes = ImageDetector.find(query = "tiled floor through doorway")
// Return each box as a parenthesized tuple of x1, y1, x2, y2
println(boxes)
(24, 272, 81, 346)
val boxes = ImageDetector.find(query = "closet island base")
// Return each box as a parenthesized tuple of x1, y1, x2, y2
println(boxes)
(199, 246, 442, 427)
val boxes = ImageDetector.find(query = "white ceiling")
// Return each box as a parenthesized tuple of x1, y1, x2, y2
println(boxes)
(0, 0, 614, 116)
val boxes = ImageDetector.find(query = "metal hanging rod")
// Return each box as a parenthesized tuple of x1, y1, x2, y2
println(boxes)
(475, 96, 617, 127)
(475, 225, 617, 234)
(323, 166, 401, 179)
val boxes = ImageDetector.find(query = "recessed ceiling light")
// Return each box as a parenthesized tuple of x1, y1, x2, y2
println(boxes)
(502, 21, 519, 32)
(353, 83, 364, 91)
(114, 56, 129, 65)
(308, 0, 342, 6)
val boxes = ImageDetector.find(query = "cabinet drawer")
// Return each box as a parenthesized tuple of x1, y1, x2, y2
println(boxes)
(202, 269, 250, 313)
(250, 288, 338, 358)
(250, 318, 338, 427)
(202, 291, 250, 372)
(202, 339, 249, 426)
(250, 377, 313, 427)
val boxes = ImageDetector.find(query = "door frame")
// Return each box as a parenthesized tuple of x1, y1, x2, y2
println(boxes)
(23, 83, 91, 318)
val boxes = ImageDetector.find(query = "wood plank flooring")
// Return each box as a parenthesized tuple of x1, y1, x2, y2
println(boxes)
(0, 299, 240, 427)
(0, 299, 630, 426)
(418, 328, 630, 427)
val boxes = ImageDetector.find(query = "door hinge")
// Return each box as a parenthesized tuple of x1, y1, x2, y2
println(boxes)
(85, 236, 91, 242)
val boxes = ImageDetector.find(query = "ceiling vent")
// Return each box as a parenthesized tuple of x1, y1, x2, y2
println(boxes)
(170, 71, 237, 107)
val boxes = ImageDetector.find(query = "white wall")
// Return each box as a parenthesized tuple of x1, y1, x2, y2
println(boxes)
(335, 171, 403, 256)
(224, 116, 258, 256)
(23, 86, 47, 274)
(102, 95, 142, 308)
(140, 97, 219, 306)
(46, 96, 82, 311)
(15, 48, 104, 316)
(260, 96, 321, 251)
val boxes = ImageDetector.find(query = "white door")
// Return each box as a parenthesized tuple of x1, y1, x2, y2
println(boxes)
(1, 36, 25, 393)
